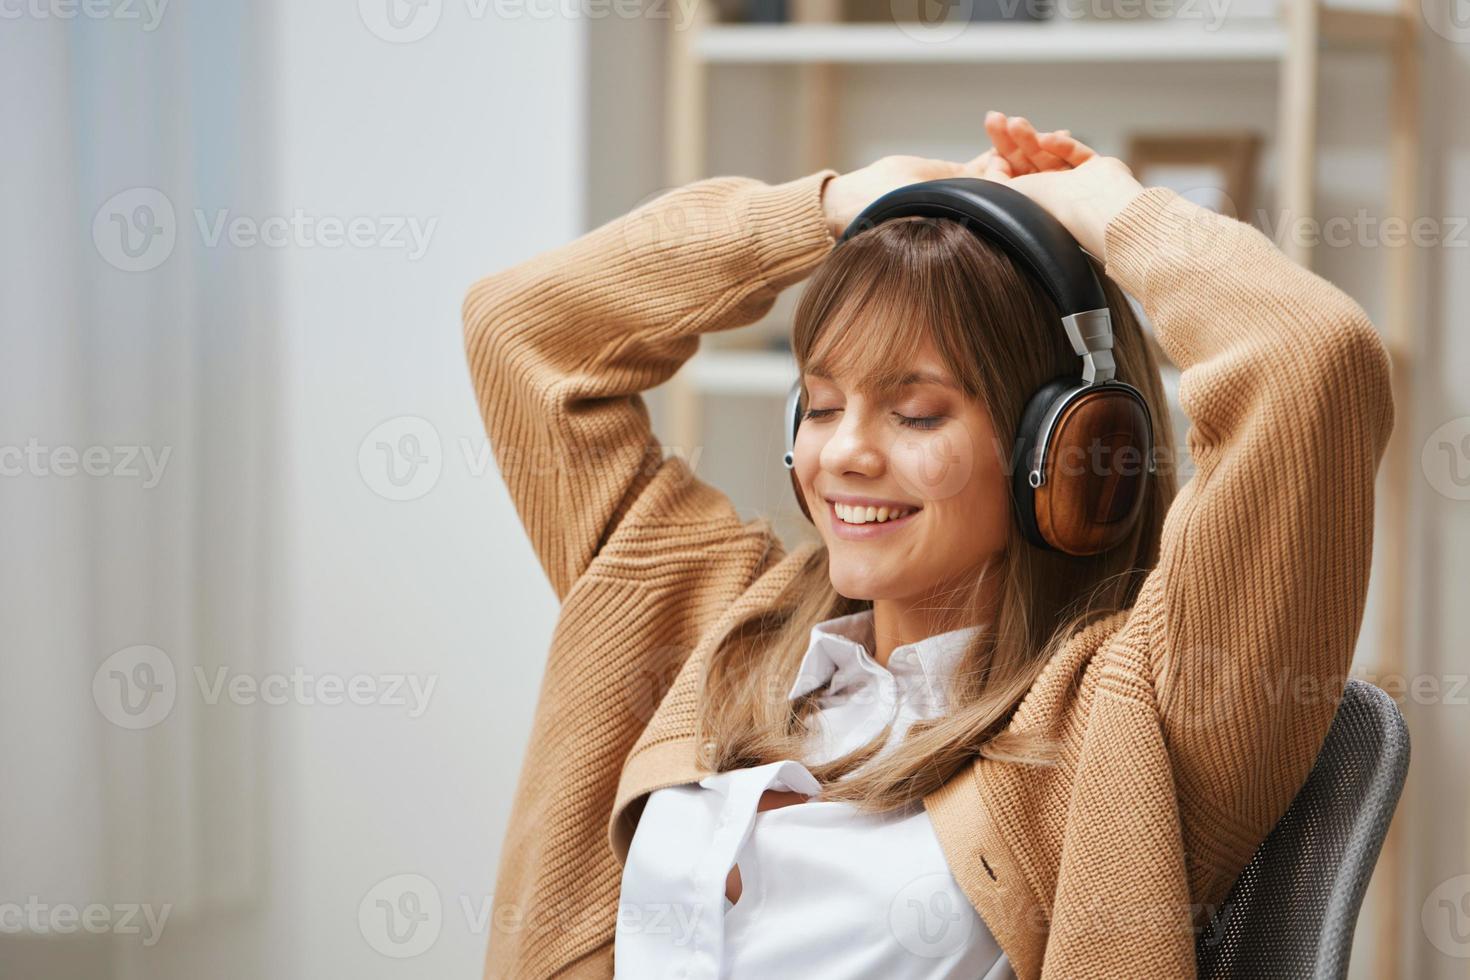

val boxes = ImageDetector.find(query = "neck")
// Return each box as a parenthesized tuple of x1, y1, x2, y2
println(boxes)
(869, 564, 1002, 669)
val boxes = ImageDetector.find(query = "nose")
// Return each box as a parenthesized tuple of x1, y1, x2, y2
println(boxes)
(819, 404, 887, 478)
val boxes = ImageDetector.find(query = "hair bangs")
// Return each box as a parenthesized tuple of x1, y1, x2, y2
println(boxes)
(801, 226, 973, 399)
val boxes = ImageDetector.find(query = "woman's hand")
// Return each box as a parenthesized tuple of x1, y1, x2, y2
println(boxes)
(819, 149, 1014, 240)
(819, 112, 1148, 262)
(981, 111, 1147, 263)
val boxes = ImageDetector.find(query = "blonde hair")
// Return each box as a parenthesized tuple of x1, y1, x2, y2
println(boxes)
(692, 214, 1179, 813)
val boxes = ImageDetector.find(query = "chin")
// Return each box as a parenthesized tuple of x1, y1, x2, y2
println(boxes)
(826, 566, 899, 603)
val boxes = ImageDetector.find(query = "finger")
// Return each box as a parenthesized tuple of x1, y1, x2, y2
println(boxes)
(965, 149, 1008, 180)
(986, 110, 1035, 175)
(984, 153, 1013, 180)
(1037, 130, 1097, 167)
(1009, 118, 1069, 171)
(1006, 115, 1052, 173)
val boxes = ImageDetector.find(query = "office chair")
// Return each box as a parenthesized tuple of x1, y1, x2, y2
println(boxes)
(1195, 678, 1411, 979)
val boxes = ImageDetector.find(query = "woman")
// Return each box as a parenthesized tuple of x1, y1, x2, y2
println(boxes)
(462, 112, 1394, 979)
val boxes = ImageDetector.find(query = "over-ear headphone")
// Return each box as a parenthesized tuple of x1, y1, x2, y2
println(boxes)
(780, 177, 1156, 557)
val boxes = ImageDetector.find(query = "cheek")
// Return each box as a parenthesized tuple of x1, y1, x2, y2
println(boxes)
(793, 427, 823, 491)
(888, 423, 978, 504)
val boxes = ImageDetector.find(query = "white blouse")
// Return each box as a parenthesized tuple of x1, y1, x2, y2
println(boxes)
(614, 608, 1015, 979)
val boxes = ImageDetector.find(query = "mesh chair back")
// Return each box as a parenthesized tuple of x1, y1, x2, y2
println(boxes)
(1195, 678, 1410, 979)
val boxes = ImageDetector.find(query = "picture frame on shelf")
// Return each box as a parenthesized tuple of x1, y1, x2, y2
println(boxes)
(1125, 131, 1262, 222)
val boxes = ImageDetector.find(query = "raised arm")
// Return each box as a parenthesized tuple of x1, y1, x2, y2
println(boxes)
(461, 169, 839, 602)
(1101, 186, 1396, 901)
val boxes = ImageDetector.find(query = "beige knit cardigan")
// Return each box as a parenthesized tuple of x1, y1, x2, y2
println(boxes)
(461, 168, 1395, 979)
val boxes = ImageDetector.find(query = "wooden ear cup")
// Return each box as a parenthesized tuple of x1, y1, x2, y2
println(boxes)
(1012, 378, 1153, 556)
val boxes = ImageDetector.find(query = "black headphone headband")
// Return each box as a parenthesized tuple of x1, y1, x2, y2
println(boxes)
(836, 177, 1106, 319)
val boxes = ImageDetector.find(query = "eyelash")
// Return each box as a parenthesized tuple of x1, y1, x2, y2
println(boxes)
(802, 408, 946, 431)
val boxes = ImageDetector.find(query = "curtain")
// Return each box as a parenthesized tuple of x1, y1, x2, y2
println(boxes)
(0, 0, 270, 951)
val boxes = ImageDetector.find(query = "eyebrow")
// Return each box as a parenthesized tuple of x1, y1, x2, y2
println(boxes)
(804, 365, 960, 391)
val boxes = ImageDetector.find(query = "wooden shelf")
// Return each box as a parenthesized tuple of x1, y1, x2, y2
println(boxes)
(693, 14, 1407, 66)
(696, 20, 1288, 64)
(680, 348, 796, 396)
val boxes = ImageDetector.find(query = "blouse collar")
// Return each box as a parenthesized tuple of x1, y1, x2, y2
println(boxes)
(784, 608, 985, 715)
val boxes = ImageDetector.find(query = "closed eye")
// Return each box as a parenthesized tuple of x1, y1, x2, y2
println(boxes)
(802, 407, 946, 430)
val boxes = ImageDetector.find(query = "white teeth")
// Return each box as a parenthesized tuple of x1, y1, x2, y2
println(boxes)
(833, 502, 914, 525)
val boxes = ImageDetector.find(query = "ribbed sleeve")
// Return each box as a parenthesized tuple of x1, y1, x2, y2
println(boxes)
(1100, 185, 1396, 900)
(461, 168, 837, 602)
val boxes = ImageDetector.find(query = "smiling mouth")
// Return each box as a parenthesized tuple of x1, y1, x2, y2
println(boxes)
(831, 502, 920, 525)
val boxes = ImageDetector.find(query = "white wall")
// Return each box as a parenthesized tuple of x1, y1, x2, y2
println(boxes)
(121, 5, 586, 979)
(264, 5, 585, 977)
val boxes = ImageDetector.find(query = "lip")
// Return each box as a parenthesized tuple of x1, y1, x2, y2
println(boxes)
(826, 498, 922, 541)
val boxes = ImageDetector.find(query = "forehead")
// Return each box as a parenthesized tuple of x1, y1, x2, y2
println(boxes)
(803, 336, 958, 392)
